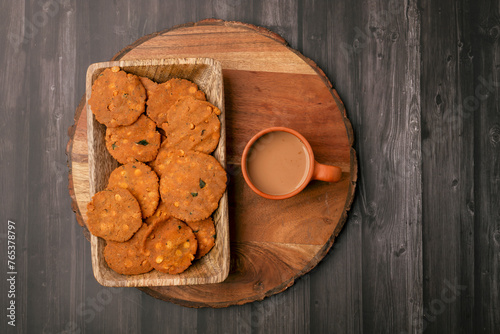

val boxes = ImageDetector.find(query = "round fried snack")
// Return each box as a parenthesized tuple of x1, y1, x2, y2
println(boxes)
(146, 78, 206, 126)
(88, 67, 146, 127)
(148, 143, 175, 178)
(138, 76, 158, 98)
(185, 217, 216, 259)
(105, 114, 161, 164)
(159, 150, 227, 222)
(142, 217, 197, 274)
(103, 223, 153, 275)
(107, 162, 160, 219)
(160, 96, 221, 154)
(145, 200, 171, 226)
(86, 188, 142, 242)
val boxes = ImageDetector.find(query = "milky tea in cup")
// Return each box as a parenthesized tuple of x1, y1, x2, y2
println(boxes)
(246, 131, 309, 196)
(242, 127, 342, 200)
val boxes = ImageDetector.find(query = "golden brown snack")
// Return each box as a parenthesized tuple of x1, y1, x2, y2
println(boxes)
(146, 78, 206, 126)
(160, 96, 221, 154)
(103, 223, 153, 275)
(142, 217, 197, 274)
(138, 76, 158, 98)
(159, 150, 227, 222)
(148, 143, 175, 178)
(107, 162, 160, 219)
(88, 67, 146, 127)
(145, 200, 171, 226)
(105, 114, 161, 164)
(185, 217, 216, 259)
(86, 188, 142, 242)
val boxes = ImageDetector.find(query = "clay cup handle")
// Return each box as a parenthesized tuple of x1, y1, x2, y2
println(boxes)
(312, 161, 342, 182)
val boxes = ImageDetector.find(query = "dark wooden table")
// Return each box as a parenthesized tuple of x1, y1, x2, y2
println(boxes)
(1, 0, 499, 333)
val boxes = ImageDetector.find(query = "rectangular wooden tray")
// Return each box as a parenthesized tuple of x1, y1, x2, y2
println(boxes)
(86, 58, 229, 287)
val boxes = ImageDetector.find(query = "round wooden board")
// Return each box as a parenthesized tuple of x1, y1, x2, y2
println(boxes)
(67, 19, 357, 308)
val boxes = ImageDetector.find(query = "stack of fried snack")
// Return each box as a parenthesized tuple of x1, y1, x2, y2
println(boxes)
(86, 66, 226, 275)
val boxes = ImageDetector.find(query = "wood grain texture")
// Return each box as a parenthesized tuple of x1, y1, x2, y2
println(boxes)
(193, 3, 258, 332)
(86, 58, 229, 287)
(0, 0, 29, 332)
(326, 1, 424, 332)
(68, 19, 357, 307)
(1, 0, 499, 333)
(304, 2, 365, 333)
(74, 1, 156, 333)
(421, 0, 475, 332)
(472, 0, 500, 332)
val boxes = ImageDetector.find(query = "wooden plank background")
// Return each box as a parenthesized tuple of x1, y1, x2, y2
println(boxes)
(0, 0, 498, 333)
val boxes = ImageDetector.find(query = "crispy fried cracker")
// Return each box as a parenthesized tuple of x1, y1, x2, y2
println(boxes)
(146, 78, 206, 126)
(159, 150, 227, 222)
(105, 114, 161, 164)
(107, 162, 160, 219)
(161, 96, 221, 154)
(142, 217, 197, 274)
(86, 188, 142, 242)
(185, 217, 216, 259)
(89, 67, 146, 127)
(103, 223, 153, 275)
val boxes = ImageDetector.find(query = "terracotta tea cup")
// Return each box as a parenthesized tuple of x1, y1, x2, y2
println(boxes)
(241, 127, 342, 200)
